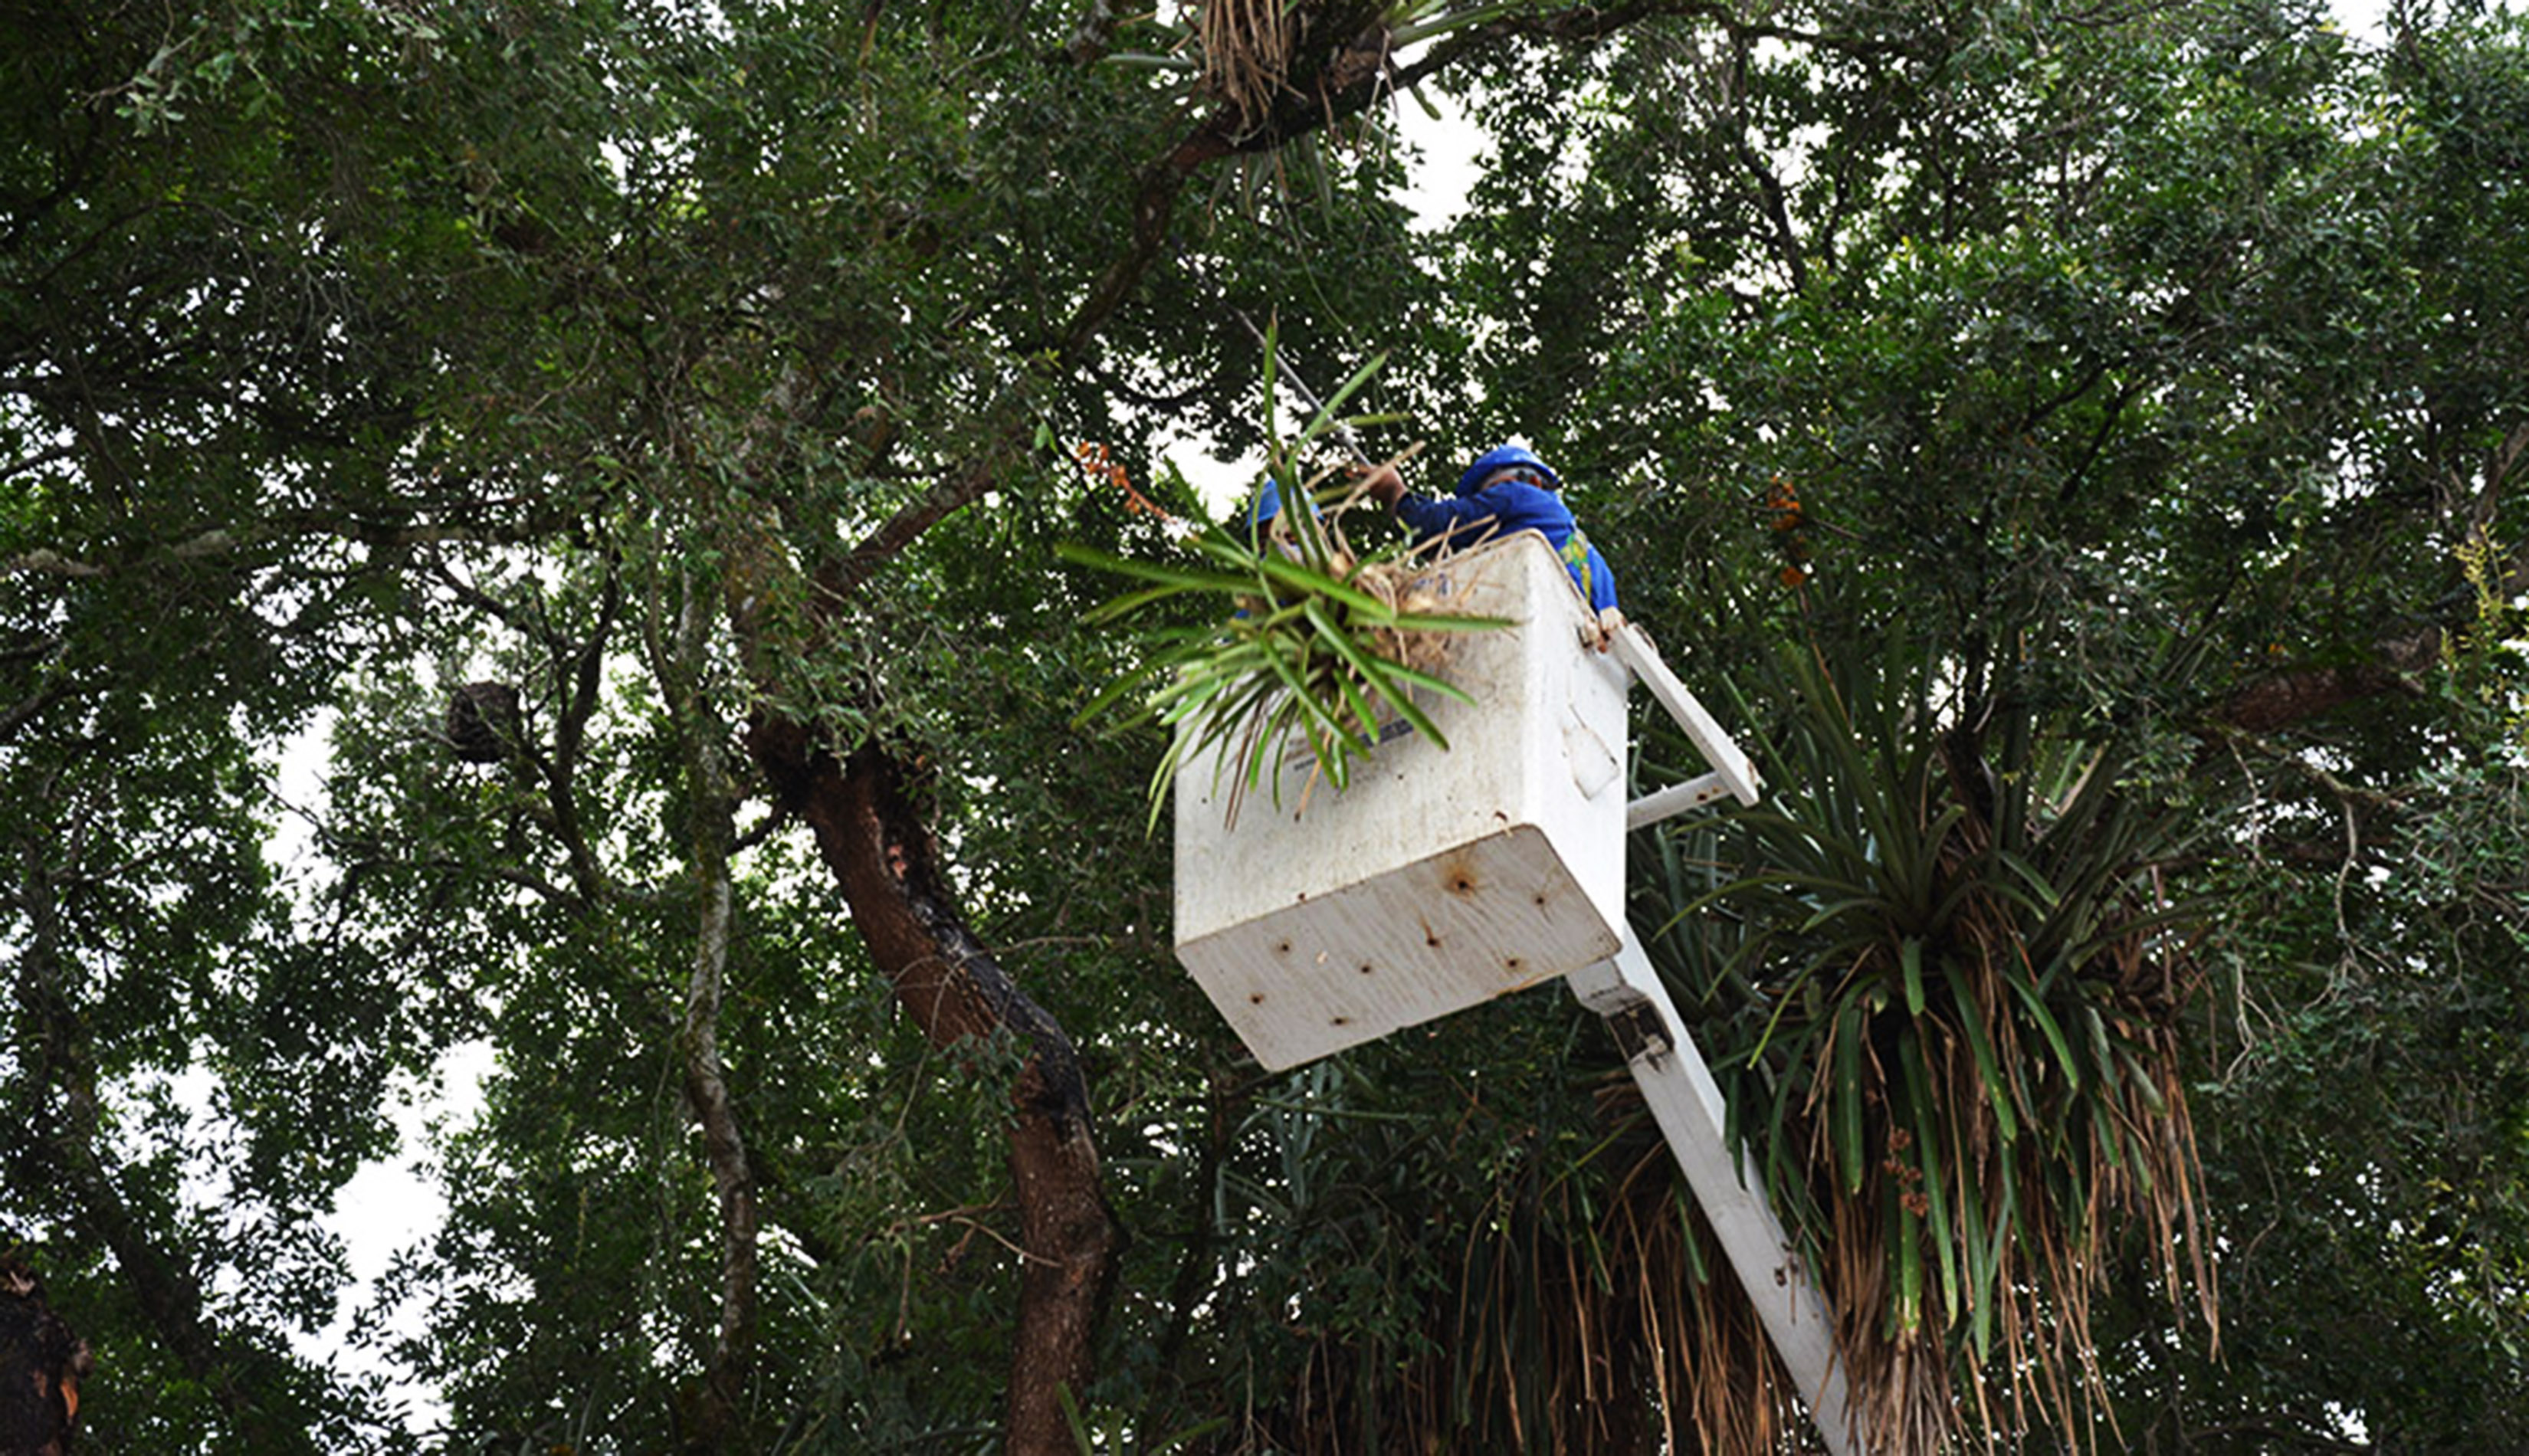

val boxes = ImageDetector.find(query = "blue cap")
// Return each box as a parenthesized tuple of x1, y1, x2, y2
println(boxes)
(1455, 444, 1561, 497)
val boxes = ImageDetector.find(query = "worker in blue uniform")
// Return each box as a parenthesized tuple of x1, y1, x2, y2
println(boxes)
(1231, 479, 1327, 621)
(1243, 477, 1310, 548)
(1363, 444, 1623, 643)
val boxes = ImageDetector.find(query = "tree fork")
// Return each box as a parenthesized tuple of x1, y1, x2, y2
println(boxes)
(745, 721, 1121, 1455)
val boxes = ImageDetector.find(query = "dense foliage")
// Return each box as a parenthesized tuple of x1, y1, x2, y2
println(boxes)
(3, 0, 2524, 1451)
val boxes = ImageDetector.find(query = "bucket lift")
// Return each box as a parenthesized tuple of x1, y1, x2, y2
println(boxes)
(1173, 533, 1861, 1456)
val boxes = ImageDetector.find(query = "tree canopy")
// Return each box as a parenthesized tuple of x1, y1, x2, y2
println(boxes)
(3, 0, 2524, 1451)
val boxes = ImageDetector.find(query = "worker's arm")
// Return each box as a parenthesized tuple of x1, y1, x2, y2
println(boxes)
(1391, 490, 1504, 549)
(1360, 461, 1503, 547)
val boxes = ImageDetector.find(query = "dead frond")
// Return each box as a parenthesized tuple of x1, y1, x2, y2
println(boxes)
(1196, 0, 1297, 134)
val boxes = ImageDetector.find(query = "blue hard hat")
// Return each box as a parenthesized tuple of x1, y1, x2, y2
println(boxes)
(1246, 478, 1321, 539)
(1248, 478, 1287, 526)
(1455, 444, 1561, 497)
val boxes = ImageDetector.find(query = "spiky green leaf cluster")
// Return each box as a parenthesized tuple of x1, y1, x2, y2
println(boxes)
(1062, 525, 1497, 831)
(1064, 339, 1501, 828)
(1642, 631, 2216, 1447)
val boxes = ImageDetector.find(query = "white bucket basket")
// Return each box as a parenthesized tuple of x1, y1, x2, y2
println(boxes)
(1163, 543, 1855, 1451)
(1171, 533, 1632, 1071)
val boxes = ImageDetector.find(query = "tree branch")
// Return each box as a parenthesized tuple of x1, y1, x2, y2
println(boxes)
(823, 405, 1034, 606)
(2177, 1415, 2374, 1453)
(653, 562, 759, 1449)
(533, 561, 625, 904)
(2216, 664, 2423, 735)
(1724, 37, 1808, 294)
(743, 724, 1123, 1456)
(10, 838, 316, 1453)
(0, 674, 68, 748)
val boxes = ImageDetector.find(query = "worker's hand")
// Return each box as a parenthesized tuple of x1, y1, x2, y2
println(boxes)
(1356, 461, 1406, 510)
(1594, 605, 1625, 652)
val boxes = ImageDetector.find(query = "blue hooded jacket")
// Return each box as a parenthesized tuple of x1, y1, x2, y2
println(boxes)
(1395, 480, 1619, 613)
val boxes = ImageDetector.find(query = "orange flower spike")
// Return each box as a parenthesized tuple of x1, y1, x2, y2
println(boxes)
(1763, 476, 1804, 530)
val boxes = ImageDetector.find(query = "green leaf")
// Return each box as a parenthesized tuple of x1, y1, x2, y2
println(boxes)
(1254, 555, 1397, 620)
(1944, 959, 2019, 1144)
(1301, 599, 1446, 749)
(1835, 1001, 1866, 1195)
(2007, 973, 2081, 1094)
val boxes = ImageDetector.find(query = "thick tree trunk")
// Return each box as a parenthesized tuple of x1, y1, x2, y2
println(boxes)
(0, 1261, 87, 1456)
(746, 723, 1121, 1455)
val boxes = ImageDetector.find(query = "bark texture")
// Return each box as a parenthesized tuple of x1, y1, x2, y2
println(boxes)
(747, 723, 1121, 1455)
(661, 576, 759, 1453)
(677, 812, 756, 1448)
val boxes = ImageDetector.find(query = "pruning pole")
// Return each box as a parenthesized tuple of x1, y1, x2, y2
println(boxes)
(1232, 308, 1375, 467)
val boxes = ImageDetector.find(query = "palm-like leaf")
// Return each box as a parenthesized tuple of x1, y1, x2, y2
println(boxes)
(1062, 516, 1495, 830)
(1065, 340, 1501, 829)
(1638, 628, 2219, 1451)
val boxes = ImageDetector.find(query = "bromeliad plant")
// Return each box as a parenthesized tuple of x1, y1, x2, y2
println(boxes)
(1638, 628, 2219, 1451)
(1061, 346, 1501, 829)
